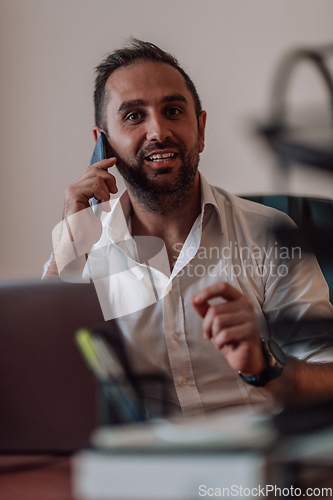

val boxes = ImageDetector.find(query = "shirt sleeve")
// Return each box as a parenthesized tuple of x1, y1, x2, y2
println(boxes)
(262, 212, 333, 361)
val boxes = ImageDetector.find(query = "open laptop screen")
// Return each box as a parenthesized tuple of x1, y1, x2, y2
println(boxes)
(0, 280, 106, 453)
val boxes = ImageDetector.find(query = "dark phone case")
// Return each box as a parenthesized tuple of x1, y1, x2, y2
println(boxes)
(90, 132, 107, 215)
(90, 132, 106, 166)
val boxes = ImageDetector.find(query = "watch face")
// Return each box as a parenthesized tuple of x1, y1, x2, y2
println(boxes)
(267, 340, 286, 366)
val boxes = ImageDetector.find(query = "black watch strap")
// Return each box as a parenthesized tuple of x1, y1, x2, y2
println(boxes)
(238, 339, 286, 387)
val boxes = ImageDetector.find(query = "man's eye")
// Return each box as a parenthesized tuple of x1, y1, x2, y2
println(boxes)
(126, 112, 142, 121)
(166, 108, 180, 117)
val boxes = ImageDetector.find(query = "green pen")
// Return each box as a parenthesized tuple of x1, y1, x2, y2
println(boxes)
(75, 328, 144, 423)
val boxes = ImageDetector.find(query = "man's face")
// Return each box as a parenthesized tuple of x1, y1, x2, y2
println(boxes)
(100, 61, 206, 200)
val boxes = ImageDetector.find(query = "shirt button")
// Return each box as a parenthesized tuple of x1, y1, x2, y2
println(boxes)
(167, 284, 173, 293)
(172, 333, 179, 340)
(181, 378, 188, 386)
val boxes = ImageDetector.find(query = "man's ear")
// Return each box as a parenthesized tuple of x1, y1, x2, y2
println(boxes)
(198, 111, 207, 153)
(92, 126, 103, 143)
(92, 126, 114, 159)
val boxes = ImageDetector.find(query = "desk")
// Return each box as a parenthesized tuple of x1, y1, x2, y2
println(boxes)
(0, 455, 73, 500)
(1, 453, 333, 500)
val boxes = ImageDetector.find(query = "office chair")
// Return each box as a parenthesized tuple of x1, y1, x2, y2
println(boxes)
(240, 193, 333, 303)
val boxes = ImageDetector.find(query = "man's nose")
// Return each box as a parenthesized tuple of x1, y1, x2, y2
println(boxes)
(145, 113, 172, 142)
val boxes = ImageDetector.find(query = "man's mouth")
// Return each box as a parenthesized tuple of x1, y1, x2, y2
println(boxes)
(144, 152, 178, 163)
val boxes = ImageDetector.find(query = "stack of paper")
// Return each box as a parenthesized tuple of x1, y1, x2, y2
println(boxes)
(72, 408, 277, 500)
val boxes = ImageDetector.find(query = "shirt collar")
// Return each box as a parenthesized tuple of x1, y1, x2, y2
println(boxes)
(104, 171, 224, 244)
(199, 172, 223, 234)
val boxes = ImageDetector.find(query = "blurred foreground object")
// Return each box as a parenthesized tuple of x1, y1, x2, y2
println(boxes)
(72, 404, 333, 500)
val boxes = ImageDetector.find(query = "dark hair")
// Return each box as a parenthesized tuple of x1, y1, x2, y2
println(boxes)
(94, 38, 202, 132)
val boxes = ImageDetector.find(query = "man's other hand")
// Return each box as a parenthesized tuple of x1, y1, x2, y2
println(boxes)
(192, 282, 266, 377)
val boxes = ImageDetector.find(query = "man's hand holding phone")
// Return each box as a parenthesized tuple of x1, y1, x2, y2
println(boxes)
(44, 133, 118, 281)
(65, 130, 118, 217)
(64, 157, 118, 218)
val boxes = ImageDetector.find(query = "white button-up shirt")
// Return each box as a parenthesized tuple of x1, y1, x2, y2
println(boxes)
(62, 174, 333, 418)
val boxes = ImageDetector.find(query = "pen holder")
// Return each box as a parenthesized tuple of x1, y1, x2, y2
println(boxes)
(98, 372, 169, 426)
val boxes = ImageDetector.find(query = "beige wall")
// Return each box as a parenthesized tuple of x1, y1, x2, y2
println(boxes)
(1, 0, 332, 280)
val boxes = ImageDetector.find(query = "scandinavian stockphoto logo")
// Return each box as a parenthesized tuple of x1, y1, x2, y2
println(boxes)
(173, 241, 302, 280)
(52, 204, 302, 320)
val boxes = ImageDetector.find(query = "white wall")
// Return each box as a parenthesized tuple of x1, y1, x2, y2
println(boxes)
(1, 0, 332, 280)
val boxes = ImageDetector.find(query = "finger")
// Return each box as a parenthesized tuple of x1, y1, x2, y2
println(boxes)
(104, 173, 118, 194)
(91, 157, 117, 170)
(202, 304, 247, 340)
(207, 300, 247, 316)
(210, 310, 249, 338)
(201, 305, 219, 339)
(84, 157, 117, 177)
(83, 168, 118, 195)
(211, 322, 252, 350)
(211, 325, 265, 375)
(90, 177, 113, 202)
(69, 177, 111, 206)
(191, 296, 209, 318)
(192, 282, 242, 305)
(94, 170, 118, 194)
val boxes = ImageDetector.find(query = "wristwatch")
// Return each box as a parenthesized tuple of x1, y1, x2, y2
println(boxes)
(238, 339, 286, 387)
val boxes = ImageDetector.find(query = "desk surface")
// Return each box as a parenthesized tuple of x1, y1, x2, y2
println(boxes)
(1, 454, 333, 500)
(0, 455, 73, 500)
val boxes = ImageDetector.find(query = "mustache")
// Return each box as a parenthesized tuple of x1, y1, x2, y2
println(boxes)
(138, 140, 182, 159)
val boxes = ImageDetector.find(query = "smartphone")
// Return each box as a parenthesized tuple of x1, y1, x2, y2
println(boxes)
(90, 131, 108, 216)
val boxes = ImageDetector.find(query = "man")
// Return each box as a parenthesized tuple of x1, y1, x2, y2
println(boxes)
(44, 39, 333, 419)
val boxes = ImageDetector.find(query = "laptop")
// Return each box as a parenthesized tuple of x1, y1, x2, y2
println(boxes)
(0, 280, 108, 453)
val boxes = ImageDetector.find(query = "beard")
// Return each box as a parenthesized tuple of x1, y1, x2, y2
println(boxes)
(110, 138, 201, 214)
